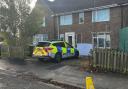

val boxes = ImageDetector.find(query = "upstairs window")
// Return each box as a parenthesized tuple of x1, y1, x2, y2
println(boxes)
(79, 13, 84, 24)
(60, 15, 72, 25)
(92, 9, 110, 22)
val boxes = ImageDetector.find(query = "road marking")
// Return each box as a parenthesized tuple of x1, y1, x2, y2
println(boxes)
(85, 77, 95, 89)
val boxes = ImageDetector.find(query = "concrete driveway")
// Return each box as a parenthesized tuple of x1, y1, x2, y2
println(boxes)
(0, 58, 128, 89)
(0, 69, 63, 89)
(0, 58, 85, 89)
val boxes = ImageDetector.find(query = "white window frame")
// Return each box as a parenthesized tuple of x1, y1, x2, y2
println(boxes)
(60, 34, 64, 41)
(92, 32, 111, 48)
(79, 12, 84, 24)
(33, 34, 48, 45)
(60, 15, 72, 25)
(92, 9, 110, 22)
(42, 17, 46, 27)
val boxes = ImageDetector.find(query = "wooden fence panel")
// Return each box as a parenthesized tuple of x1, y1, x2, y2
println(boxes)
(92, 48, 128, 73)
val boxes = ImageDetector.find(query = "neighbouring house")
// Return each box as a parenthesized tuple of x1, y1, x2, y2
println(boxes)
(34, 0, 128, 55)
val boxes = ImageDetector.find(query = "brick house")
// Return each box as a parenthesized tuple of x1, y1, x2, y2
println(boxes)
(34, 0, 128, 49)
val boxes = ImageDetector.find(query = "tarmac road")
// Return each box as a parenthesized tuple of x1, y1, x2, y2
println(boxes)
(0, 58, 66, 89)
(0, 69, 63, 89)
(0, 58, 83, 89)
(1, 58, 128, 89)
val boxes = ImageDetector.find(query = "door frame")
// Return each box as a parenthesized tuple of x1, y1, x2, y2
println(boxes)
(65, 32, 75, 47)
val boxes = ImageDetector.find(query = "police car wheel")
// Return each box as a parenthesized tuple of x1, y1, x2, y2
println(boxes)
(75, 51, 79, 58)
(54, 53, 62, 63)
(38, 58, 44, 62)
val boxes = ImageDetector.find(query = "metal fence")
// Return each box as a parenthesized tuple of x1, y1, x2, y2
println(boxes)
(92, 48, 128, 73)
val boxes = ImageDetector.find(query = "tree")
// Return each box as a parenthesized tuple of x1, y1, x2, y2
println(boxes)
(0, 0, 46, 58)
(20, 2, 45, 46)
(0, 0, 31, 46)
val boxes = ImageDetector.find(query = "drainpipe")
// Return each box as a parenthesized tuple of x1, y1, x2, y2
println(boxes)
(57, 16, 60, 40)
(120, 4, 124, 28)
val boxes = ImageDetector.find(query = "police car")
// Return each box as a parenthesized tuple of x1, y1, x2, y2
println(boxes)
(32, 41, 79, 62)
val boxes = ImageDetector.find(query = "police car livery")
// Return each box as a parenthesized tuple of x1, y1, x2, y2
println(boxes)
(32, 41, 79, 62)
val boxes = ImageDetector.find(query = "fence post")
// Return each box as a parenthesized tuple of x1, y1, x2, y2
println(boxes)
(104, 49, 107, 70)
(113, 50, 117, 72)
(107, 49, 110, 71)
(124, 53, 127, 73)
(98, 49, 101, 68)
(101, 49, 104, 70)
(110, 50, 113, 71)
(93, 49, 96, 68)
(120, 51, 124, 72)
(116, 51, 120, 72)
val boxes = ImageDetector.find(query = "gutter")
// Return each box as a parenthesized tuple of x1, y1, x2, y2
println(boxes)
(52, 3, 128, 16)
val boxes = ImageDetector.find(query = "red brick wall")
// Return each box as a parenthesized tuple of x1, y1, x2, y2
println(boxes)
(41, 5, 128, 49)
(53, 7, 123, 48)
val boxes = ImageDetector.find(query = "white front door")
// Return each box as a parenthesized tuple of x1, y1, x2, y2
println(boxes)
(65, 32, 75, 47)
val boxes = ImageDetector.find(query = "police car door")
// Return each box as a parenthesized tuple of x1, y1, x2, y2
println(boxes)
(55, 42, 67, 58)
(66, 42, 75, 57)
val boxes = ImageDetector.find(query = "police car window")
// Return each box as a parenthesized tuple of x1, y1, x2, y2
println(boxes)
(52, 42, 65, 47)
(66, 42, 73, 48)
(37, 42, 50, 47)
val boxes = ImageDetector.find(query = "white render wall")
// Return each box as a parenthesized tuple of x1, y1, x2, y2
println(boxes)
(77, 43, 93, 56)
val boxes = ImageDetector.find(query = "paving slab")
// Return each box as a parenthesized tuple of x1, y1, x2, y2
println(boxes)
(92, 73, 128, 89)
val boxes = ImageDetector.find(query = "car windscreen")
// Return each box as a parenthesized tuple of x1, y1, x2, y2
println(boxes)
(37, 42, 50, 47)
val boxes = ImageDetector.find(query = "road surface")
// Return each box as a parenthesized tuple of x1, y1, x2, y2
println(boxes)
(0, 69, 63, 89)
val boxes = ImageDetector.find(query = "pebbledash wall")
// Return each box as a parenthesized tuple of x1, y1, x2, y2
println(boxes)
(40, 4, 128, 49)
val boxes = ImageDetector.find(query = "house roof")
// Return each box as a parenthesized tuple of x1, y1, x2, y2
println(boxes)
(39, 0, 128, 14)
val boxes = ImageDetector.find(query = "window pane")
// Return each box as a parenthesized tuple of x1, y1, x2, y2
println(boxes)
(98, 38, 105, 47)
(65, 15, 72, 25)
(53, 42, 65, 47)
(79, 13, 84, 24)
(60, 34, 64, 41)
(60, 16, 64, 25)
(43, 34, 48, 41)
(105, 34, 110, 47)
(60, 15, 72, 25)
(59, 42, 65, 47)
(77, 34, 81, 43)
(92, 11, 96, 22)
(93, 38, 97, 48)
(37, 42, 50, 47)
(93, 33, 97, 37)
(92, 9, 110, 22)
(98, 9, 109, 21)
(92, 33, 111, 48)
(98, 34, 104, 38)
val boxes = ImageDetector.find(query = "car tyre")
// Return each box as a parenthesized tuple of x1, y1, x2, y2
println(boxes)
(38, 58, 44, 62)
(74, 51, 79, 58)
